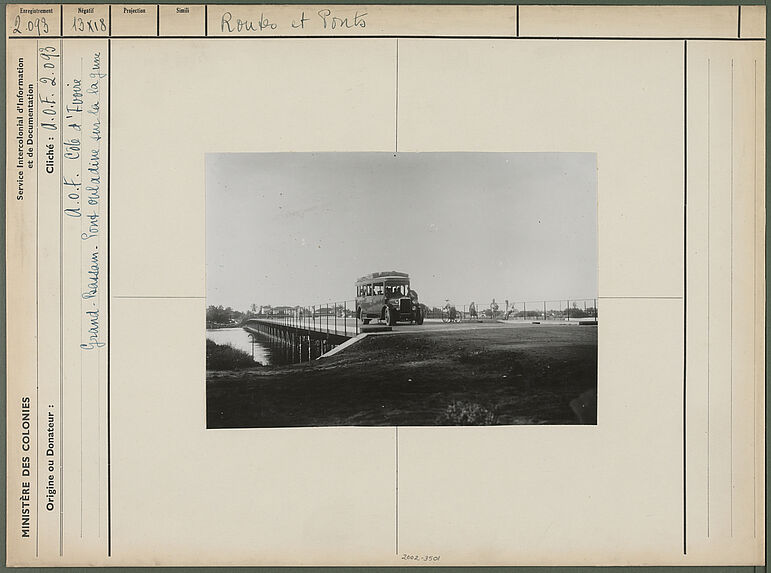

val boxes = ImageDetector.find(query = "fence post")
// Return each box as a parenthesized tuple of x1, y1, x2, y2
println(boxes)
(523, 301, 526, 321)
(567, 300, 570, 320)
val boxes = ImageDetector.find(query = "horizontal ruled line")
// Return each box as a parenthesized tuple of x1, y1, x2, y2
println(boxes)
(112, 296, 205, 299)
(6, 35, 768, 41)
(598, 296, 683, 300)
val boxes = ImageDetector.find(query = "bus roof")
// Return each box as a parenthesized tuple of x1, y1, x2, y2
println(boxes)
(356, 271, 410, 284)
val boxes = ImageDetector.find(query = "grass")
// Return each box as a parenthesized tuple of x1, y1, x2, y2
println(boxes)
(207, 324, 597, 427)
(436, 400, 497, 425)
(206, 338, 259, 370)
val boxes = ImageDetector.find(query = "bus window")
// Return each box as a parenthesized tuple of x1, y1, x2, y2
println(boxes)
(373, 282, 384, 296)
(386, 284, 408, 296)
(366, 284, 373, 296)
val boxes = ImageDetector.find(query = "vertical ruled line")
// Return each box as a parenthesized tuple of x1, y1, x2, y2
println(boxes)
(729, 57, 734, 537)
(395, 38, 399, 155)
(516, 5, 520, 37)
(682, 39, 687, 555)
(79, 54, 84, 540)
(97, 311, 102, 539)
(35, 37, 40, 559)
(97, 36, 108, 543)
(753, 57, 757, 539)
(107, 37, 112, 558)
(395, 426, 399, 555)
(737, 5, 741, 38)
(59, 36, 64, 558)
(98, 37, 106, 541)
(706, 57, 711, 539)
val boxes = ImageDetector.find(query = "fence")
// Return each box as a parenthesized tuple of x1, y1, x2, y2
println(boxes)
(247, 297, 597, 336)
(423, 298, 598, 322)
(250, 300, 361, 337)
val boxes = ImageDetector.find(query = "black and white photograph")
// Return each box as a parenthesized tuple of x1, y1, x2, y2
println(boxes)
(206, 153, 598, 428)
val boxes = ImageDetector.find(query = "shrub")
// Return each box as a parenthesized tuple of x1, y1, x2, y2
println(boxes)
(436, 400, 497, 425)
(206, 339, 259, 370)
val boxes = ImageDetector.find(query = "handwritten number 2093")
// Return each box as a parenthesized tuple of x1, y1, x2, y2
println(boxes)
(13, 15, 49, 35)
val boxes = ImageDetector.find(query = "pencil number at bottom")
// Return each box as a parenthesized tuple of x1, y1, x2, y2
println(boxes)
(401, 554, 440, 562)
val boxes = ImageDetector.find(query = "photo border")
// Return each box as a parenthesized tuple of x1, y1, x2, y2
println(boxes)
(1, 0, 766, 570)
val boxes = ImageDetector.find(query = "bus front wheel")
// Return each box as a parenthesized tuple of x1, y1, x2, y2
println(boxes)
(384, 307, 397, 326)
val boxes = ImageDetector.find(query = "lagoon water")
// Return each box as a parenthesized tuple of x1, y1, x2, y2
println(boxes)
(206, 327, 299, 366)
(206, 327, 271, 365)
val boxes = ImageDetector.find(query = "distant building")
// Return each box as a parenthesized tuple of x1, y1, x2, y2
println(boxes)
(272, 306, 295, 316)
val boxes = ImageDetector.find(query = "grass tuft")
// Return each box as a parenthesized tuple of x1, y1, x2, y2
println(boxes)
(436, 400, 497, 425)
(206, 338, 259, 370)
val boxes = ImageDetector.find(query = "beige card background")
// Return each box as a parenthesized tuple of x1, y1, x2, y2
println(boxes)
(5, 4, 766, 566)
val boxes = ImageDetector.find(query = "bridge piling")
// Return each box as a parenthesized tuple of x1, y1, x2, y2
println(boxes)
(243, 317, 353, 365)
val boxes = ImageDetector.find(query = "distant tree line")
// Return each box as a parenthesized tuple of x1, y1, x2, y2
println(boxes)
(206, 305, 248, 327)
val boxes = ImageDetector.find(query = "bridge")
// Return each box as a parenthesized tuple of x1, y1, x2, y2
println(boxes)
(243, 309, 362, 361)
(242, 297, 597, 362)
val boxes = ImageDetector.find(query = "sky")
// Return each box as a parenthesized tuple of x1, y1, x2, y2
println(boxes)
(206, 153, 597, 311)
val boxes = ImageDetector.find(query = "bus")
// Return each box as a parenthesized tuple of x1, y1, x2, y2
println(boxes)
(355, 271, 424, 326)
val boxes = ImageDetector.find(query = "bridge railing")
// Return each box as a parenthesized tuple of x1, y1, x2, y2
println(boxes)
(258, 300, 361, 337)
(422, 298, 598, 322)
(253, 297, 598, 335)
